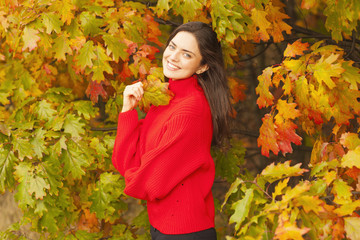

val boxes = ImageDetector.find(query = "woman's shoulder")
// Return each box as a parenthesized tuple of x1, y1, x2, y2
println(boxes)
(172, 93, 210, 117)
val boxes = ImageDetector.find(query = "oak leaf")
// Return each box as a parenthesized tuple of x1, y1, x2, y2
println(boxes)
(138, 75, 174, 112)
(22, 26, 40, 51)
(344, 217, 360, 240)
(258, 114, 279, 157)
(284, 40, 309, 58)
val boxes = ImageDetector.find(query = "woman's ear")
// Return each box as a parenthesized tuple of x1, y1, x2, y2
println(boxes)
(196, 64, 209, 75)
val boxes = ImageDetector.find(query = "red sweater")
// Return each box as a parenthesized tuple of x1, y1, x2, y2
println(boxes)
(112, 75, 215, 234)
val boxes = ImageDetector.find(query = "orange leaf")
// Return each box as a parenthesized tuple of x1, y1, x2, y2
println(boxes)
(86, 80, 108, 103)
(258, 114, 279, 157)
(284, 40, 310, 58)
(344, 167, 360, 181)
(228, 77, 247, 103)
(256, 67, 274, 109)
(276, 121, 302, 155)
(331, 217, 345, 240)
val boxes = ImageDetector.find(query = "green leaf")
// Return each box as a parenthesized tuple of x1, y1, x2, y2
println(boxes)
(63, 114, 85, 138)
(221, 178, 243, 210)
(91, 45, 113, 81)
(79, 11, 103, 36)
(213, 138, 246, 183)
(342, 61, 360, 90)
(76, 40, 97, 70)
(13, 137, 34, 161)
(61, 140, 90, 179)
(332, 179, 352, 204)
(14, 162, 36, 208)
(74, 100, 97, 120)
(28, 175, 50, 199)
(30, 128, 47, 158)
(35, 100, 57, 121)
(260, 161, 308, 184)
(90, 172, 126, 221)
(344, 217, 360, 240)
(103, 34, 129, 62)
(42, 12, 63, 34)
(0, 148, 16, 192)
(53, 34, 72, 61)
(229, 188, 254, 232)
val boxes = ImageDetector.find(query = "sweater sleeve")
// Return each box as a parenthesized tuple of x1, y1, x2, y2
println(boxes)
(123, 113, 211, 201)
(112, 110, 143, 176)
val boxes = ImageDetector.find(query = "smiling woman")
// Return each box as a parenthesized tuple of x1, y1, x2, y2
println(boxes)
(162, 31, 209, 80)
(112, 21, 232, 240)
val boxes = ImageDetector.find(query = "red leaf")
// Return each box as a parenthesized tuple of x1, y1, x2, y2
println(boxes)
(258, 114, 279, 157)
(284, 39, 309, 58)
(86, 80, 108, 103)
(345, 167, 360, 180)
(276, 121, 302, 155)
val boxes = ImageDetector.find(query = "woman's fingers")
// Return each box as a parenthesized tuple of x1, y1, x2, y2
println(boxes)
(121, 82, 144, 112)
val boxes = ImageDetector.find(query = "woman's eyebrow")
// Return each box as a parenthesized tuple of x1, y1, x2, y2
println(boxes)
(170, 41, 196, 56)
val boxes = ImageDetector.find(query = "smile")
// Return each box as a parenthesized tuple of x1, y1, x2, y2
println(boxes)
(167, 61, 180, 70)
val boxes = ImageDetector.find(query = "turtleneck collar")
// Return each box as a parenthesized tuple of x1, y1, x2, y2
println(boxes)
(168, 75, 202, 98)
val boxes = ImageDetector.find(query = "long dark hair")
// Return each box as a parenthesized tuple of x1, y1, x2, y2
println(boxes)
(166, 21, 232, 145)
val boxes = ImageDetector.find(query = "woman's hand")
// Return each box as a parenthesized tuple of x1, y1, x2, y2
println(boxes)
(121, 82, 144, 112)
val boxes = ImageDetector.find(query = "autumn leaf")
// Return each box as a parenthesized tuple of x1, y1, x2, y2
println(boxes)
(228, 77, 246, 103)
(344, 217, 360, 240)
(86, 80, 108, 103)
(250, 8, 271, 42)
(284, 40, 310, 58)
(340, 132, 360, 150)
(261, 161, 308, 184)
(53, 34, 72, 61)
(76, 40, 97, 70)
(276, 121, 302, 155)
(138, 75, 174, 112)
(256, 67, 274, 109)
(312, 54, 344, 89)
(341, 147, 360, 169)
(22, 26, 40, 51)
(63, 114, 85, 138)
(229, 188, 253, 233)
(42, 12, 63, 34)
(258, 114, 279, 157)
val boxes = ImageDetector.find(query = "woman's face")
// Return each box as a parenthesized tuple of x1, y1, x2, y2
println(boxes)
(162, 31, 208, 80)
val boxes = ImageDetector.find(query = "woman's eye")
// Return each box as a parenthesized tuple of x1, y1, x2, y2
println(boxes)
(183, 53, 191, 58)
(168, 44, 175, 50)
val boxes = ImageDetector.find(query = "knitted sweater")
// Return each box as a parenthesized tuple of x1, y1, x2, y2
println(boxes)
(112, 75, 215, 234)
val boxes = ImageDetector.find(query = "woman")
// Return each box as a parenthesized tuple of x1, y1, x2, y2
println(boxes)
(112, 21, 231, 240)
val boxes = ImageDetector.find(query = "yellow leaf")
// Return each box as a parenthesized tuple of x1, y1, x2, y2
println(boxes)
(340, 132, 360, 150)
(275, 213, 309, 240)
(312, 54, 345, 89)
(282, 181, 311, 203)
(255, 67, 274, 109)
(284, 39, 310, 58)
(341, 147, 360, 169)
(22, 26, 40, 51)
(324, 170, 336, 186)
(344, 217, 360, 240)
(250, 8, 271, 42)
(275, 100, 301, 124)
(273, 178, 290, 198)
(332, 179, 353, 205)
(334, 200, 360, 216)
(294, 195, 323, 214)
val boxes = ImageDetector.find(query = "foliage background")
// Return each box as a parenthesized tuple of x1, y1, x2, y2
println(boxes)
(1, 0, 360, 239)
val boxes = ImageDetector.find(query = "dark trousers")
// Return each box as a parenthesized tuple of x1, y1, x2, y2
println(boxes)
(150, 225, 217, 240)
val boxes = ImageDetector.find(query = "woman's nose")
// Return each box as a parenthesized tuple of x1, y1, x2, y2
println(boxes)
(169, 51, 179, 61)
